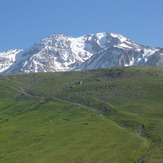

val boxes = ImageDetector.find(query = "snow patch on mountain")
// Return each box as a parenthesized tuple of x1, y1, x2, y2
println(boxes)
(0, 49, 23, 73)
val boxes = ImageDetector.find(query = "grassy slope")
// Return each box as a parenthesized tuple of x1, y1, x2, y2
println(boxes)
(0, 66, 162, 163)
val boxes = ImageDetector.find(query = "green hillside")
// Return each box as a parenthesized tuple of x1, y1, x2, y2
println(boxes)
(0, 66, 163, 163)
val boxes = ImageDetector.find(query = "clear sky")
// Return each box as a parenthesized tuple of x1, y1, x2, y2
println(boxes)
(0, 0, 163, 51)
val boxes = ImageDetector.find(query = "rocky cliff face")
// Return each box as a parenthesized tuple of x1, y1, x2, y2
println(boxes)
(0, 33, 162, 74)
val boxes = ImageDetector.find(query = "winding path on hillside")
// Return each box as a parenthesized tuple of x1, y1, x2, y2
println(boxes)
(0, 81, 90, 109)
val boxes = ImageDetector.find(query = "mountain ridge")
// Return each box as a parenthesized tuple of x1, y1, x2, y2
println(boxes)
(0, 32, 162, 74)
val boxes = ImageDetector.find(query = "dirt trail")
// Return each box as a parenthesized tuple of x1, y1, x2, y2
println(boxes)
(0, 81, 88, 109)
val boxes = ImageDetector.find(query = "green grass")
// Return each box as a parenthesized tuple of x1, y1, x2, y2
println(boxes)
(0, 66, 163, 162)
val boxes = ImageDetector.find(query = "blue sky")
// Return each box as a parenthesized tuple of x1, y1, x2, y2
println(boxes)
(0, 0, 163, 51)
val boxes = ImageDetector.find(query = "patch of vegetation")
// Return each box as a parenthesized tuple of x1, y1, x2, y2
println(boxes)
(0, 66, 163, 162)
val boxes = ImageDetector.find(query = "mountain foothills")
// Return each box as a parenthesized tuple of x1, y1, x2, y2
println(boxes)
(0, 67, 163, 162)
(0, 33, 163, 74)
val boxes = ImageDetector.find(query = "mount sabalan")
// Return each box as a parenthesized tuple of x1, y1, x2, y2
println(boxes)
(0, 32, 163, 74)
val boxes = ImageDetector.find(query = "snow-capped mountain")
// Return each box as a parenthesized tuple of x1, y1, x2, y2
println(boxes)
(0, 49, 23, 73)
(0, 32, 162, 74)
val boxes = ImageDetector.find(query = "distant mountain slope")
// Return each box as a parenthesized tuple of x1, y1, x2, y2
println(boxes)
(76, 46, 163, 70)
(0, 33, 162, 74)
